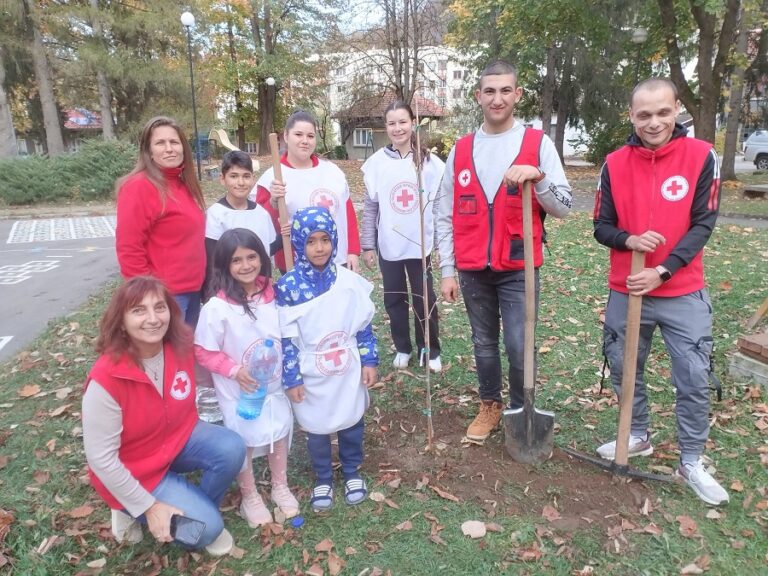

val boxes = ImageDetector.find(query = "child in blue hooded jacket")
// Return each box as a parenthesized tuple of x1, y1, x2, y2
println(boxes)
(276, 207, 379, 512)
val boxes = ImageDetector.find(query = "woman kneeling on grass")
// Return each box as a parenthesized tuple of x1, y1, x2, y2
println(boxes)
(82, 276, 245, 555)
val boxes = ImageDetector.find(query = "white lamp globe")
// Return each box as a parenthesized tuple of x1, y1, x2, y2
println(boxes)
(266, 77, 276, 86)
(180, 11, 195, 27)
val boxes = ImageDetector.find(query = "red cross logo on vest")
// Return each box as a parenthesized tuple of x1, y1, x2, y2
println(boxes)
(315, 330, 352, 376)
(660, 175, 689, 202)
(169, 370, 192, 401)
(458, 169, 472, 188)
(310, 188, 339, 216)
(389, 181, 418, 214)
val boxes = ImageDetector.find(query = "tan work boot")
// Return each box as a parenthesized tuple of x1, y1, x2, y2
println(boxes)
(466, 400, 503, 441)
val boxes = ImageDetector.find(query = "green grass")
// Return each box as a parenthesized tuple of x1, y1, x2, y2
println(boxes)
(0, 215, 766, 575)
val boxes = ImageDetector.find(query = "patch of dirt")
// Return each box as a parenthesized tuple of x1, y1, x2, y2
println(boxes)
(365, 407, 655, 532)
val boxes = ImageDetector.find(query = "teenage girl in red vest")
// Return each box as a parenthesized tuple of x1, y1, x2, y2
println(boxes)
(82, 277, 245, 555)
(250, 110, 362, 273)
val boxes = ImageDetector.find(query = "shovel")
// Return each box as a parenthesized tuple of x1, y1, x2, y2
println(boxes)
(562, 250, 674, 482)
(504, 181, 555, 464)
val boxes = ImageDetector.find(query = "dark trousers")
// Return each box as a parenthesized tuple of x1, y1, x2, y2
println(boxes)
(459, 268, 539, 409)
(306, 417, 365, 483)
(380, 255, 440, 360)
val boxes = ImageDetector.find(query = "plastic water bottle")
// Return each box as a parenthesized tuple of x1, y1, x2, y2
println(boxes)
(236, 339, 278, 420)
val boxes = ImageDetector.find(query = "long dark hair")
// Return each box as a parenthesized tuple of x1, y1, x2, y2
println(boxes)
(96, 276, 192, 365)
(384, 100, 430, 167)
(116, 116, 205, 210)
(210, 228, 272, 319)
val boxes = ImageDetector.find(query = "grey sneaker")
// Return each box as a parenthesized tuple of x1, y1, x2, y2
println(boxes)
(111, 509, 143, 544)
(596, 434, 653, 460)
(678, 460, 729, 506)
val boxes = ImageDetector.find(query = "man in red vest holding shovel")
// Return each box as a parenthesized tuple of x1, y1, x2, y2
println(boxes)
(593, 77, 728, 506)
(434, 60, 572, 441)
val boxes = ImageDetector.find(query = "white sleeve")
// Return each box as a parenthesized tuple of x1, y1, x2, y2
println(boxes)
(433, 147, 456, 277)
(205, 205, 224, 240)
(533, 135, 572, 218)
(82, 381, 155, 517)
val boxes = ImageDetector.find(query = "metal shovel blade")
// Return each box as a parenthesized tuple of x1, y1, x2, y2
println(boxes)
(503, 396, 555, 465)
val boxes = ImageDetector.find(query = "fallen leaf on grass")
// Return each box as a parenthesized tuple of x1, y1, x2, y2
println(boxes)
(344, 547, 356, 555)
(384, 498, 399, 509)
(369, 492, 385, 503)
(515, 543, 543, 562)
(87, 558, 106, 569)
(461, 521, 486, 539)
(0, 456, 8, 470)
(395, 520, 412, 531)
(18, 384, 41, 398)
(306, 564, 324, 576)
(429, 533, 447, 545)
(676, 515, 699, 538)
(67, 505, 94, 519)
(315, 538, 334, 552)
(55, 387, 72, 400)
(542, 505, 562, 522)
(705, 509, 722, 520)
(49, 404, 72, 417)
(485, 522, 503, 533)
(0, 509, 15, 543)
(229, 544, 246, 559)
(730, 479, 744, 492)
(680, 554, 710, 574)
(643, 523, 663, 535)
(33, 471, 49, 485)
(327, 551, 345, 575)
(429, 485, 459, 502)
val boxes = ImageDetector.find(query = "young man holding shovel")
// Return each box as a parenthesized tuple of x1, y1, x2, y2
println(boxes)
(593, 77, 728, 505)
(434, 60, 572, 441)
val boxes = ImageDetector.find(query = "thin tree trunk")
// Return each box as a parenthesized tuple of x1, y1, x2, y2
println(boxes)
(554, 52, 573, 160)
(721, 9, 748, 181)
(540, 42, 557, 139)
(227, 15, 246, 150)
(23, 0, 65, 156)
(0, 52, 18, 157)
(90, 0, 114, 140)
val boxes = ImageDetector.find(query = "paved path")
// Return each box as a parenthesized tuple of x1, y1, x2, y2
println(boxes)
(0, 217, 118, 363)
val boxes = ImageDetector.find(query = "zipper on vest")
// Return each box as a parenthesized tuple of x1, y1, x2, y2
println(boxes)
(487, 204, 494, 267)
(649, 152, 656, 227)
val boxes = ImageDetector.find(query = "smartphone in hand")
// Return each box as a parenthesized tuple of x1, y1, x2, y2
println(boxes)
(170, 515, 206, 546)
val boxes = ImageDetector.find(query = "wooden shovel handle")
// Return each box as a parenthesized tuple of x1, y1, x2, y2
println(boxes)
(269, 132, 294, 270)
(614, 250, 646, 466)
(522, 181, 535, 394)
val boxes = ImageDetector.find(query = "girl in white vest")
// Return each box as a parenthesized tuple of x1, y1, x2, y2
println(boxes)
(250, 110, 361, 273)
(361, 101, 444, 372)
(276, 207, 379, 512)
(194, 228, 298, 528)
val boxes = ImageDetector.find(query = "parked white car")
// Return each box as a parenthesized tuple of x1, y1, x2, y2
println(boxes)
(744, 130, 768, 170)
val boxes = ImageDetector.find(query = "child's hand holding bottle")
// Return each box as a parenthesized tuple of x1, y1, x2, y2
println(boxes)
(234, 366, 259, 393)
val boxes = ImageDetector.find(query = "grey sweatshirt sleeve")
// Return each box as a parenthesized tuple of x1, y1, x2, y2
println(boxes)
(433, 146, 456, 278)
(360, 194, 379, 252)
(533, 135, 572, 218)
(82, 381, 155, 517)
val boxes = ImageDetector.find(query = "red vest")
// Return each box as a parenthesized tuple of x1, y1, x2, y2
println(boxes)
(452, 128, 544, 271)
(85, 343, 198, 509)
(604, 136, 714, 297)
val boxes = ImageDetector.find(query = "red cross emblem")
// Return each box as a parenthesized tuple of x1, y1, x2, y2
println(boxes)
(310, 188, 339, 216)
(169, 371, 192, 400)
(660, 175, 689, 202)
(389, 182, 418, 214)
(458, 169, 471, 188)
(316, 331, 352, 376)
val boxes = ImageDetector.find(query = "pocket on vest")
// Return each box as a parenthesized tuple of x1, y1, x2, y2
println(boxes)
(458, 195, 477, 214)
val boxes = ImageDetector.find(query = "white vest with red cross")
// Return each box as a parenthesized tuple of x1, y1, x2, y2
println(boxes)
(452, 128, 544, 271)
(362, 150, 445, 261)
(277, 266, 374, 435)
(256, 161, 350, 265)
(195, 292, 292, 451)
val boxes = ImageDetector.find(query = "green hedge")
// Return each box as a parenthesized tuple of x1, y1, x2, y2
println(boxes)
(0, 139, 137, 205)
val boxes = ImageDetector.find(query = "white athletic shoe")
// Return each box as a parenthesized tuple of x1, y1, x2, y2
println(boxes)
(678, 460, 729, 506)
(205, 528, 234, 556)
(393, 352, 411, 369)
(428, 356, 442, 373)
(596, 434, 653, 460)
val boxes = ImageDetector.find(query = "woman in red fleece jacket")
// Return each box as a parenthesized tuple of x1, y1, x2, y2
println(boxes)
(116, 116, 207, 325)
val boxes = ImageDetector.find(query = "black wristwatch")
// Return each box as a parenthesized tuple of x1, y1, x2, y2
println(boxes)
(655, 265, 672, 282)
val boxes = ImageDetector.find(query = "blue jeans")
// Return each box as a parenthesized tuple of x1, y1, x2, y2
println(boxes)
(306, 417, 365, 483)
(137, 421, 245, 548)
(458, 268, 539, 409)
(174, 291, 202, 327)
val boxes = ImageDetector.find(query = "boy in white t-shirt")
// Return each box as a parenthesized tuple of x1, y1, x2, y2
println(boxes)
(204, 151, 278, 297)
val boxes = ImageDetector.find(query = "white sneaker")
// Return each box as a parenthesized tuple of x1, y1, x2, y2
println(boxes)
(678, 460, 729, 506)
(205, 528, 234, 556)
(393, 352, 411, 369)
(596, 434, 653, 460)
(111, 509, 143, 544)
(428, 356, 442, 373)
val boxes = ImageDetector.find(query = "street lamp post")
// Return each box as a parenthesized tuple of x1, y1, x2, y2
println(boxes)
(181, 11, 202, 181)
(631, 27, 648, 84)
